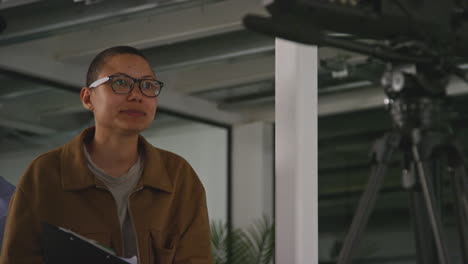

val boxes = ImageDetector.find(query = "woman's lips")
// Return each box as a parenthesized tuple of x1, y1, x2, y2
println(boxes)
(121, 110, 146, 117)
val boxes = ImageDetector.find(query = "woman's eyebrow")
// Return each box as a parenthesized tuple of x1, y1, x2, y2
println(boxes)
(114, 72, 154, 79)
(113, 72, 129, 76)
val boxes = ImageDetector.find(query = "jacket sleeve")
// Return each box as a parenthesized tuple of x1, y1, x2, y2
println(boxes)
(174, 189, 213, 264)
(0, 186, 43, 264)
(174, 166, 213, 264)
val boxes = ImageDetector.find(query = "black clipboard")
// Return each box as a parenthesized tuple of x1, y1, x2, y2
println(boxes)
(41, 222, 132, 264)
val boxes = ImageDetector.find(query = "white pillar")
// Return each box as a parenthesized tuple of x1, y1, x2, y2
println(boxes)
(275, 39, 318, 264)
(232, 121, 274, 229)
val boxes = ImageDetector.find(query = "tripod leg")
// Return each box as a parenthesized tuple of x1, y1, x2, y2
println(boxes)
(410, 191, 438, 264)
(411, 134, 451, 264)
(451, 165, 468, 263)
(407, 160, 437, 264)
(455, 166, 468, 221)
(337, 133, 399, 264)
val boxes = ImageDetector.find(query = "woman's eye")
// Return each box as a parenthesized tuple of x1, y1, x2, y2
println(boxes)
(115, 79, 127, 86)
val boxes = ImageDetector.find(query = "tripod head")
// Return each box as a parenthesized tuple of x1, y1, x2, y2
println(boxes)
(381, 63, 451, 133)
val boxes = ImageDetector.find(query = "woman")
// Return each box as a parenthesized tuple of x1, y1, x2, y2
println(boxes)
(0, 46, 213, 264)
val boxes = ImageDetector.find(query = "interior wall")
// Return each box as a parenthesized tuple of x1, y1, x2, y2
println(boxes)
(0, 148, 44, 185)
(232, 121, 274, 229)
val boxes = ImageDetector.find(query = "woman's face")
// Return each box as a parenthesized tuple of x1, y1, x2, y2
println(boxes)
(82, 54, 158, 135)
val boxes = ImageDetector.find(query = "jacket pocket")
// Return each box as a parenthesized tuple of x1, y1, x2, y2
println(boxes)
(148, 230, 177, 264)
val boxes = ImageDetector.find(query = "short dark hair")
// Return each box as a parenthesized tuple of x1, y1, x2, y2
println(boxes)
(86, 46, 149, 87)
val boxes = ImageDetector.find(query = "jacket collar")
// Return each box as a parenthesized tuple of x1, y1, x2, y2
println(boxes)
(60, 127, 173, 193)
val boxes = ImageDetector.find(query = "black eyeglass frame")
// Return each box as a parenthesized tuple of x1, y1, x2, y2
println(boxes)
(89, 73, 164, 98)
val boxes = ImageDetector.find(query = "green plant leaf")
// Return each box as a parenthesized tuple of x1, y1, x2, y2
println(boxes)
(210, 216, 274, 264)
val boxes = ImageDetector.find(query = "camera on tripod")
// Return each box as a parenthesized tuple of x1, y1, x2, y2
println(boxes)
(244, 0, 468, 263)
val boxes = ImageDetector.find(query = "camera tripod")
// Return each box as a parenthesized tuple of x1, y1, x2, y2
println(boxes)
(337, 65, 468, 264)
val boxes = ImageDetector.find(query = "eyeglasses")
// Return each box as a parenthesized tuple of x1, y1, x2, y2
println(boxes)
(89, 74, 164, 98)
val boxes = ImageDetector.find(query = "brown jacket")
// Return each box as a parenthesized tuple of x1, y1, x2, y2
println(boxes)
(0, 127, 213, 264)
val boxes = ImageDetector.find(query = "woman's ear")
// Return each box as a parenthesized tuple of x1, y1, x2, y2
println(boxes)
(80, 87, 94, 111)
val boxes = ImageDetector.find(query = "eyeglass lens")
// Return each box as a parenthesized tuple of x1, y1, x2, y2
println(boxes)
(111, 76, 161, 97)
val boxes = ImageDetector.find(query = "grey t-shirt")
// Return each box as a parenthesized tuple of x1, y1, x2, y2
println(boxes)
(83, 145, 143, 258)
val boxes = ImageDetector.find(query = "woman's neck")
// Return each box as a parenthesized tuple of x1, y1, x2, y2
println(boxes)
(87, 127, 140, 177)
